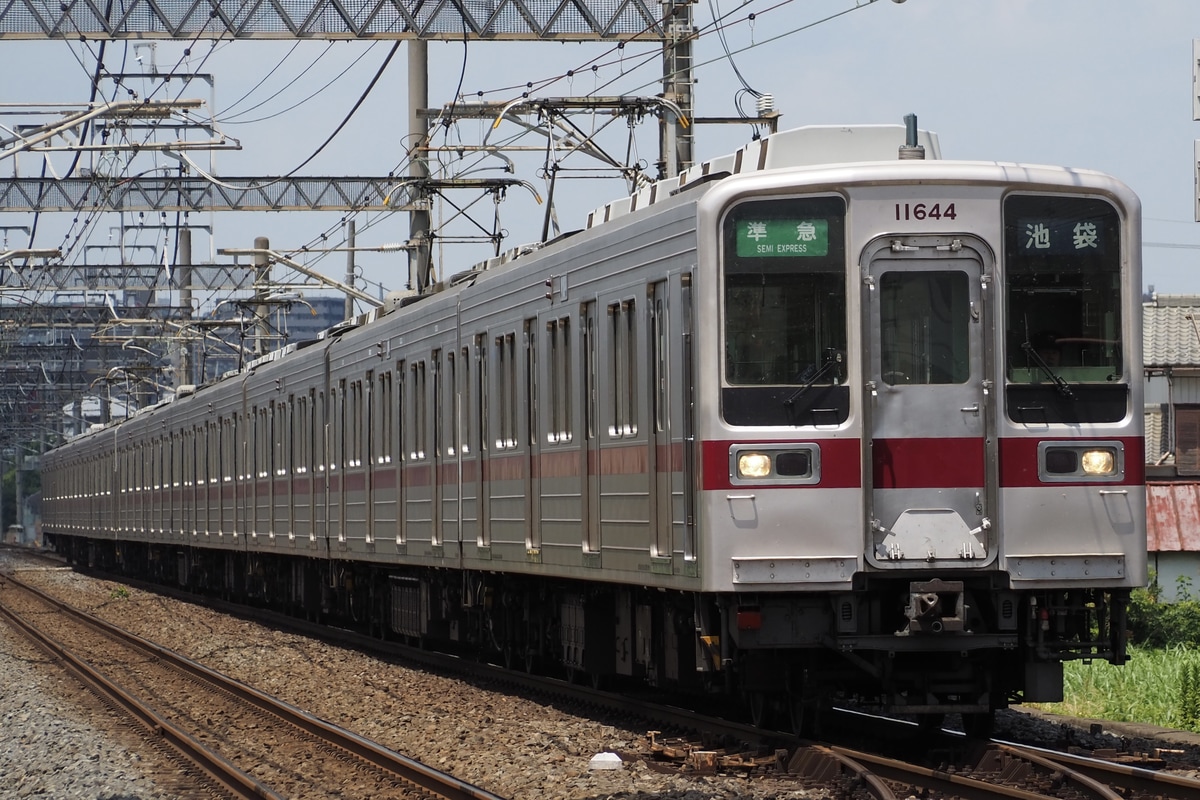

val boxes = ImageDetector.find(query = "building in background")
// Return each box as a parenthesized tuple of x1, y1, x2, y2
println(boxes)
(1144, 293, 1200, 600)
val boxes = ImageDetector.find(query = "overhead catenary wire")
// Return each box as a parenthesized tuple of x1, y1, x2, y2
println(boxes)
(219, 40, 309, 119)
(222, 43, 378, 125)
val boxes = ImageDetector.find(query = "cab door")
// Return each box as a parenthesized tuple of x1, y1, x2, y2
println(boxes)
(863, 236, 997, 568)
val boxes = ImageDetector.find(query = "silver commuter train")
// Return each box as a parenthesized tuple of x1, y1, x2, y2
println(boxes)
(42, 123, 1145, 734)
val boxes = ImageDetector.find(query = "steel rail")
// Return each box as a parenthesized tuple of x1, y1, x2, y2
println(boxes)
(0, 582, 281, 800)
(788, 745, 897, 800)
(996, 741, 1200, 800)
(831, 744, 1120, 800)
(4, 574, 511, 800)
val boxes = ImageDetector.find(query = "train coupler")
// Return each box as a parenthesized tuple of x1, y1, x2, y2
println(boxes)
(904, 578, 965, 634)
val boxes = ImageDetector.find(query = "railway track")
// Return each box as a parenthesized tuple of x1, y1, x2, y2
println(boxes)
(800, 740, 1200, 800)
(7, 554, 1200, 800)
(0, 571, 508, 800)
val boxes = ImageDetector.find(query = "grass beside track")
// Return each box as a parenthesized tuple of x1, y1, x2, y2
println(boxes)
(1026, 645, 1200, 731)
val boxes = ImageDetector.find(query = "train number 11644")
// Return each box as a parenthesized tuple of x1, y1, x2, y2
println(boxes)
(894, 202, 957, 221)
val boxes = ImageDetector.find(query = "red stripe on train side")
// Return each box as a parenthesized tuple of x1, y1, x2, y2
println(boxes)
(483, 454, 525, 483)
(539, 449, 579, 479)
(872, 437, 985, 489)
(406, 464, 433, 487)
(998, 436, 1145, 487)
(701, 439, 861, 490)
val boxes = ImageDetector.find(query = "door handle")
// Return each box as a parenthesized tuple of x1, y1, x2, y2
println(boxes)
(960, 404, 980, 415)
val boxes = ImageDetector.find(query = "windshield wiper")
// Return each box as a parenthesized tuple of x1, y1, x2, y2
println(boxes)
(784, 350, 843, 408)
(1020, 341, 1075, 399)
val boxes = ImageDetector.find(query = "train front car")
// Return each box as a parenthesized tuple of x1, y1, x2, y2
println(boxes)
(694, 147, 1144, 733)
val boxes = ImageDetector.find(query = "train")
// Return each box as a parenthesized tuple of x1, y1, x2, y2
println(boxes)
(41, 120, 1146, 736)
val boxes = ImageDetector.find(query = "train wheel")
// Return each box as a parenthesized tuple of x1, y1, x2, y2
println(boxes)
(787, 695, 823, 738)
(961, 711, 995, 739)
(748, 692, 775, 729)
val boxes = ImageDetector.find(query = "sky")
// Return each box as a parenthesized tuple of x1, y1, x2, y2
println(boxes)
(1, 0, 1199, 307)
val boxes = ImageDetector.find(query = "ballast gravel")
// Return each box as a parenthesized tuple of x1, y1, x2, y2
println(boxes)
(0, 609, 178, 799)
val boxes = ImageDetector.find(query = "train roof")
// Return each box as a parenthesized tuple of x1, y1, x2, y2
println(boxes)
(585, 123, 941, 229)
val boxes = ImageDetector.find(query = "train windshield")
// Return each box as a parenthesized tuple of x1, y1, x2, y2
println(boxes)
(720, 196, 848, 426)
(1003, 195, 1126, 422)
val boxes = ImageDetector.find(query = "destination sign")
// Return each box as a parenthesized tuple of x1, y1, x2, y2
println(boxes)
(1015, 216, 1107, 256)
(736, 219, 829, 257)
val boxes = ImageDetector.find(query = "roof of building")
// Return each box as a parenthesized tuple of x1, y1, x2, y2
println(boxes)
(1144, 294, 1200, 367)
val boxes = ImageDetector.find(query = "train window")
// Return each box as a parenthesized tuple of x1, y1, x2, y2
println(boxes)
(460, 346, 471, 455)
(349, 380, 363, 468)
(1004, 195, 1125, 424)
(337, 380, 348, 471)
(474, 337, 487, 454)
(583, 303, 597, 440)
(879, 271, 970, 385)
(184, 430, 192, 494)
(720, 195, 848, 426)
(156, 437, 164, 490)
(378, 372, 393, 465)
(347, 382, 357, 468)
(400, 362, 410, 465)
(315, 391, 327, 474)
(280, 400, 292, 477)
(651, 288, 667, 433)
(303, 392, 314, 473)
(442, 351, 454, 457)
(526, 320, 538, 448)
(364, 374, 374, 471)
(496, 334, 518, 449)
(547, 318, 573, 443)
(220, 416, 230, 483)
(294, 395, 307, 475)
(261, 405, 272, 479)
(722, 196, 846, 385)
(411, 361, 427, 460)
(608, 300, 638, 437)
(1004, 196, 1122, 382)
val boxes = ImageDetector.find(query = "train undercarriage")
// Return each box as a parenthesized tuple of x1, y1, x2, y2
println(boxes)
(49, 534, 1130, 737)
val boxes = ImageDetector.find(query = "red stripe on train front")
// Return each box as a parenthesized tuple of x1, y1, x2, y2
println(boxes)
(873, 437, 985, 489)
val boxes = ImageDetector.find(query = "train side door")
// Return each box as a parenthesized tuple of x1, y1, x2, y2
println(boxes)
(582, 302, 600, 563)
(649, 280, 673, 570)
(863, 236, 997, 568)
(524, 318, 542, 558)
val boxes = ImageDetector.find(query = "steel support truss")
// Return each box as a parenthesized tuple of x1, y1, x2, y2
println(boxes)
(0, 0, 666, 41)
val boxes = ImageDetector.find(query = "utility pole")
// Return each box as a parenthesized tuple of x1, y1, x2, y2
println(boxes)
(409, 41, 432, 293)
(178, 228, 193, 385)
(253, 236, 270, 356)
(1193, 39, 1200, 222)
(344, 221, 356, 320)
(661, 0, 696, 178)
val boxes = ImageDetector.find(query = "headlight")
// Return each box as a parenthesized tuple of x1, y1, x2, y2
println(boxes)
(1038, 441, 1123, 482)
(737, 452, 772, 478)
(1080, 448, 1116, 476)
(729, 444, 819, 484)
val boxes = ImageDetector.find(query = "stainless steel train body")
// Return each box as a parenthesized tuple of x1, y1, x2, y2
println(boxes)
(42, 125, 1145, 730)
